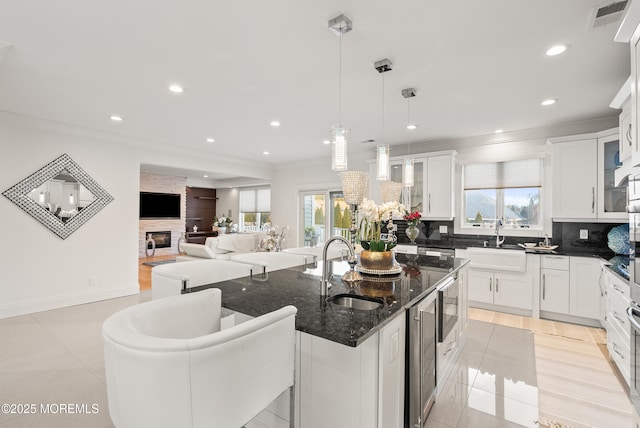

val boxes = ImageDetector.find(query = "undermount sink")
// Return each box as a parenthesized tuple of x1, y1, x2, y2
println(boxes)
(327, 294, 384, 311)
(465, 247, 527, 272)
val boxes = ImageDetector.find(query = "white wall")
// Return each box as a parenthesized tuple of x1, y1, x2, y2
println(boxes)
(0, 113, 274, 318)
(215, 188, 239, 223)
(0, 119, 140, 318)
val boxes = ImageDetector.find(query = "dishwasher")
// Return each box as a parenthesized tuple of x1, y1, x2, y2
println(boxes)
(405, 287, 437, 428)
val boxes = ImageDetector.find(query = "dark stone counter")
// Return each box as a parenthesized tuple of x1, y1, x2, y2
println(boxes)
(192, 253, 468, 347)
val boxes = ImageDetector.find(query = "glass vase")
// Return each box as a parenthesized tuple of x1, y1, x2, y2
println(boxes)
(405, 224, 419, 243)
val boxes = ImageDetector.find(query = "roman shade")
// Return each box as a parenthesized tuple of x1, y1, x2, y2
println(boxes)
(463, 158, 542, 190)
(240, 188, 271, 212)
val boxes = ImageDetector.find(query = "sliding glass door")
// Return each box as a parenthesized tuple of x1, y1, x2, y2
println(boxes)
(300, 190, 349, 247)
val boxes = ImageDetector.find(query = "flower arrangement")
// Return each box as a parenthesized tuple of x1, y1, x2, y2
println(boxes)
(212, 215, 232, 227)
(358, 198, 406, 252)
(403, 210, 422, 226)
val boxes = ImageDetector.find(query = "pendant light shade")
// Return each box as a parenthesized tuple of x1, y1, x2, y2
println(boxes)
(331, 124, 348, 171)
(403, 157, 414, 187)
(401, 87, 417, 188)
(328, 14, 352, 171)
(376, 144, 390, 181)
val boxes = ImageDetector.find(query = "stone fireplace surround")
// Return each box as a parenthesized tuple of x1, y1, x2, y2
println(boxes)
(139, 172, 186, 257)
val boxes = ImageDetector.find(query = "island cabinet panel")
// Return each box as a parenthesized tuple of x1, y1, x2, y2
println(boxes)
(298, 332, 378, 428)
(297, 313, 407, 428)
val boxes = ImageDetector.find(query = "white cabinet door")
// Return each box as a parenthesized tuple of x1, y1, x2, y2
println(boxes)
(597, 129, 627, 220)
(467, 270, 493, 304)
(540, 269, 570, 313)
(551, 138, 598, 219)
(424, 155, 453, 219)
(494, 272, 532, 310)
(569, 257, 603, 320)
(620, 100, 633, 163)
(632, 25, 640, 167)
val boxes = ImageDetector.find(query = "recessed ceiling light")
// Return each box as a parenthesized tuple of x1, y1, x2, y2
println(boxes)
(206, 138, 215, 143)
(495, 129, 503, 134)
(203, 175, 208, 178)
(322, 140, 331, 145)
(541, 98, 557, 106)
(406, 124, 417, 130)
(109, 115, 123, 122)
(546, 45, 567, 56)
(270, 121, 280, 127)
(169, 84, 184, 93)
(263, 151, 270, 155)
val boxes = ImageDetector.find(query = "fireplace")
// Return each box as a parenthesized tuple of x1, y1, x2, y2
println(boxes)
(146, 231, 171, 249)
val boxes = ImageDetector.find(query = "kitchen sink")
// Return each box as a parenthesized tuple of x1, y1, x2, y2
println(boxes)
(465, 247, 527, 272)
(327, 294, 384, 311)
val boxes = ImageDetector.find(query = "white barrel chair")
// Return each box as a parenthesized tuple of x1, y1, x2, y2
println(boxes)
(102, 289, 297, 428)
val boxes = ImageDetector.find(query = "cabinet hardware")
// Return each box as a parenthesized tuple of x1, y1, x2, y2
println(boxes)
(613, 311, 625, 324)
(613, 285, 624, 294)
(628, 123, 633, 146)
(612, 343, 625, 359)
(496, 278, 499, 292)
(542, 274, 546, 300)
(591, 187, 595, 213)
(428, 194, 431, 213)
(489, 278, 492, 292)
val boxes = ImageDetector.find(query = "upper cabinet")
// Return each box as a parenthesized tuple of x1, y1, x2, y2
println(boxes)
(550, 129, 627, 221)
(368, 150, 455, 220)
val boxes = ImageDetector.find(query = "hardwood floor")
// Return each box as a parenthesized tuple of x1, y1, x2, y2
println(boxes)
(138, 253, 177, 291)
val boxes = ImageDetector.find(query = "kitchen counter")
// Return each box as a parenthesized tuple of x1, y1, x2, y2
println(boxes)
(192, 253, 468, 347)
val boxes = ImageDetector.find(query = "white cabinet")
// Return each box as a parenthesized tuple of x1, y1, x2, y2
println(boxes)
(368, 151, 455, 220)
(597, 129, 628, 220)
(551, 138, 598, 219)
(550, 129, 627, 221)
(569, 257, 604, 320)
(620, 99, 633, 163)
(467, 270, 532, 311)
(423, 154, 454, 219)
(603, 268, 631, 386)
(540, 255, 570, 314)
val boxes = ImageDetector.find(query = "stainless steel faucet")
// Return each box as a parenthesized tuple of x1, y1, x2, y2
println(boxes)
(321, 235, 359, 297)
(495, 218, 505, 247)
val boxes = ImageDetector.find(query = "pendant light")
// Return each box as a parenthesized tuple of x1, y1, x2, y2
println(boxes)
(401, 88, 417, 188)
(375, 59, 392, 181)
(328, 14, 352, 171)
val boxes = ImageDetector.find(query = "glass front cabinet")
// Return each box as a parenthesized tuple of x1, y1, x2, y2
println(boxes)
(369, 151, 455, 220)
(597, 128, 627, 220)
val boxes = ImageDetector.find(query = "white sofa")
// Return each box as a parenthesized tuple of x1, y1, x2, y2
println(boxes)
(151, 259, 254, 300)
(102, 289, 297, 428)
(177, 233, 263, 262)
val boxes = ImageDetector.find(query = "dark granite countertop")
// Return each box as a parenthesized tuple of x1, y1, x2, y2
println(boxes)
(192, 253, 468, 347)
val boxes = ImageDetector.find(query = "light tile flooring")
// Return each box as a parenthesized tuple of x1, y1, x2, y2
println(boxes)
(426, 308, 637, 428)
(0, 294, 637, 427)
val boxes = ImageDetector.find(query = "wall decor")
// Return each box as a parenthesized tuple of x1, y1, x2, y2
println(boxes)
(2, 153, 114, 239)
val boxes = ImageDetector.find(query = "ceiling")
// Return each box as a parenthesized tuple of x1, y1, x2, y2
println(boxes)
(0, 0, 631, 183)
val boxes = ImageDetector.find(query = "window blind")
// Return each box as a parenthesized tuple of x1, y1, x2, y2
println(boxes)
(240, 188, 271, 212)
(464, 158, 542, 190)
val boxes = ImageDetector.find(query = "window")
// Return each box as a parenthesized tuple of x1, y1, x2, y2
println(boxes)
(463, 158, 542, 229)
(239, 188, 271, 232)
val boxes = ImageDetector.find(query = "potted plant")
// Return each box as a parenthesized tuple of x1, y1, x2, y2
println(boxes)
(358, 199, 406, 270)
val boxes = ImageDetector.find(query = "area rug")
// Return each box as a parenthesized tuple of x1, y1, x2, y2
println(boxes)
(142, 259, 176, 267)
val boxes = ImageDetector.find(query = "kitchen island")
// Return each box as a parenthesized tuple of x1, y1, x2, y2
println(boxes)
(192, 252, 469, 428)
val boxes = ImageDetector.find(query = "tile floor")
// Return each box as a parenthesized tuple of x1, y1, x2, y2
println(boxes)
(0, 293, 637, 428)
(426, 309, 637, 428)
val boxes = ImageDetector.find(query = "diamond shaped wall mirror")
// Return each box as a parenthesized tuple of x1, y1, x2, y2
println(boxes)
(2, 154, 113, 239)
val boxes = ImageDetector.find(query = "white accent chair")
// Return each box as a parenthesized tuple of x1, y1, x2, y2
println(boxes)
(102, 289, 297, 428)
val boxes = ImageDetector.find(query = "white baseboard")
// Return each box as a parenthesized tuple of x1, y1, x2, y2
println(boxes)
(0, 284, 140, 319)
